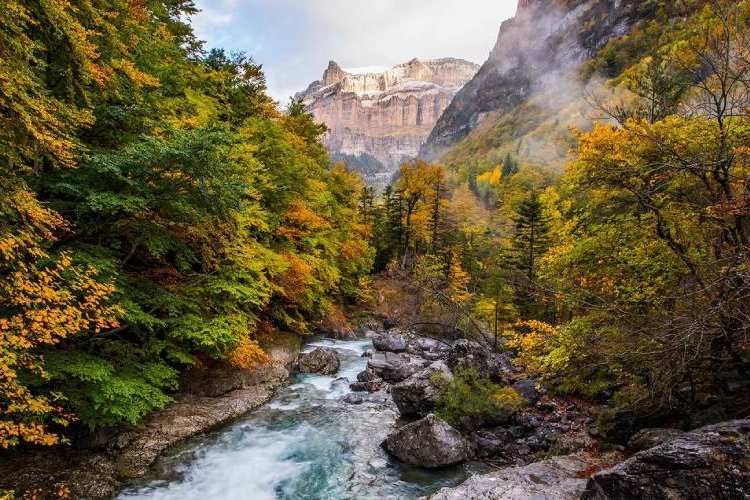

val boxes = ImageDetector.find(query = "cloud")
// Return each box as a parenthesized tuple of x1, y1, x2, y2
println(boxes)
(192, 0, 517, 103)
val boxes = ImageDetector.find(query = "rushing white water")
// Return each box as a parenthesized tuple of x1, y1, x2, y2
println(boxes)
(117, 338, 469, 500)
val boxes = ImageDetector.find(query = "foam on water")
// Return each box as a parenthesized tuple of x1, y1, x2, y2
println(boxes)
(117, 338, 468, 499)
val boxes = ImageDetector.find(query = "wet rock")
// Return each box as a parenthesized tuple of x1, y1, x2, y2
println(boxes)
(626, 428, 684, 452)
(430, 454, 595, 499)
(340, 390, 392, 405)
(391, 361, 452, 417)
(446, 340, 512, 381)
(583, 420, 750, 499)
(383, 414, 473, 468)
(350, 381, 385, 392)
(298, 347, 340, 375)
(367, 352, 430, 383)
(351, 369, 387, 392)
(372, 329, 409, 353)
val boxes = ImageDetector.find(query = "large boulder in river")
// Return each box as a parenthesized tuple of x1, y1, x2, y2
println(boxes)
(367, 352, 430, 383)
(430, 454, 597, 500)
(446, 339, 512, 381)
(297, 348, 339, 375)
(583, 419, 750, 499)
(350, 368, 387, 393)
(383, 414, 473, 468)
(391, 361, 452, 417)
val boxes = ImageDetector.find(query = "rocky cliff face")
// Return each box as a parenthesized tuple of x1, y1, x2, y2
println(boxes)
(421, 0, 641, 160)
(297, 58, 478, 186)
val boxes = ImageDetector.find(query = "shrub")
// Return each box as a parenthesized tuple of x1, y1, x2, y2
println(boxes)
(434, 368, 527, 429)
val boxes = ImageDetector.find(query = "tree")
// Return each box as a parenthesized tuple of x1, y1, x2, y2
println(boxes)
(502, 154, 520, 178)
(512, 193, 551, 280)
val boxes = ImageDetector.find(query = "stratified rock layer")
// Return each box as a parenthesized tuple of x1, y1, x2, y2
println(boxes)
(297, 58, 478, 185)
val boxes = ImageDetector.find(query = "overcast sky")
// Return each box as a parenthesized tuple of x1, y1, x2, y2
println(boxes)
(191, 0, 518, 103)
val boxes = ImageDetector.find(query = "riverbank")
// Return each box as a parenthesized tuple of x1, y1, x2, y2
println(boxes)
(0, 333, 301, 499)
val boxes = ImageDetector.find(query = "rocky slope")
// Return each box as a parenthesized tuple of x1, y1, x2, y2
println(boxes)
(297, 58, 478, 187)
(420, 0, 643, 163)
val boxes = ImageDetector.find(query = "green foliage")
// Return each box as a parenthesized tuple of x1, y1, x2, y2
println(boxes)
(435, 369, 527, 429)
(1, 0, 374, 445)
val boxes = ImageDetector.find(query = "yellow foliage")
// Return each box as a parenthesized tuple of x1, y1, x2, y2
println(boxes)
(476, 165, 502, 186)
(228, 336, 270, 369)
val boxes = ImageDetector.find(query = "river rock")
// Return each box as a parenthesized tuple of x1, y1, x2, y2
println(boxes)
(372, 329, 409, 352)
(383, 414, 472, 468)
(350, 368, 387, 393)
(367, 352, 430, 383)
(430, 454, 595, 499)
(626, 427, 684, 452)
(406, 336, 451, 361)
(391, 361, 452, 417)
(583, 419, 750, 499)
(298, 347, 340, 375)
(340, 390, 392, 405)
(446, 340, 512, 381)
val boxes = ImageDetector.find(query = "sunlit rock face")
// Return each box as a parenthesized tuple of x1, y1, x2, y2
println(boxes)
(421, 0, 641, 160)
(297, 58, 478, 186)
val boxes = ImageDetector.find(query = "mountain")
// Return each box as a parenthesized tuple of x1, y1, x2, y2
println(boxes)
(297, 58, 479, 187)
(420, 0, 648, 165)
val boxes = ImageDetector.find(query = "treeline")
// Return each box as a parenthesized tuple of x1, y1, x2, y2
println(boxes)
(0, 1, 372, 448)
(368, 0, 750, 432)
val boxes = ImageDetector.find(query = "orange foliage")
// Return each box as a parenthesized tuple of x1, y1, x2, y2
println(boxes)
(228, 336, 270, 369)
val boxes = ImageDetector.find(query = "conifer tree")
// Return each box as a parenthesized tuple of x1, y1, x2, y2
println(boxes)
(512, 192, 550, 280)
(502, 153, 519, 179)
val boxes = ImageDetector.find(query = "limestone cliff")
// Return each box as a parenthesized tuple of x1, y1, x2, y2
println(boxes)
(297, 58, 478, 186)
(421, 0, 642, 160)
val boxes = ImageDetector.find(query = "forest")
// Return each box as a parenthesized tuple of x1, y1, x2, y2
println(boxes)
(1, 0, 372, 449)
(0, 0, 749, 498)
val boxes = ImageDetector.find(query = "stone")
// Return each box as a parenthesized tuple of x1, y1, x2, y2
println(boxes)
(583, 420, 750, 499)
(383, 414, 473, 468)
(430, 454, 596, 499)
(351, 368, 387, 392)
(391, 361, 452, 417)
(406, 336, 451, 361)
(372, 329, 409, 353)
(340, 390, 391, 405)
(445, 340, 512, 381)
(367, 352, 430, 383)
(512, 379, 542, 404)
(297, 347, 340, 375)
(626, 428, 684, 452)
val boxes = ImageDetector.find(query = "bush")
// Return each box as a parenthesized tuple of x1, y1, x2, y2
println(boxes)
(434, 368, 527, 429)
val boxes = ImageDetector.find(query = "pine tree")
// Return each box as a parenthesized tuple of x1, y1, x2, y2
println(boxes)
(512, 193, 550, 280)
(502, 153, 519, 179)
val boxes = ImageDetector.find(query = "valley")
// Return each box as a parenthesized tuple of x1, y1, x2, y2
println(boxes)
(1, 1, 749, 499)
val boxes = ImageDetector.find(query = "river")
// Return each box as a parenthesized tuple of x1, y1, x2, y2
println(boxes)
(117, 338, 473, 499)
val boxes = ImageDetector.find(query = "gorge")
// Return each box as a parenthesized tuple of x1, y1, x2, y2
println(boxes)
(3, 0, 750, 499)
